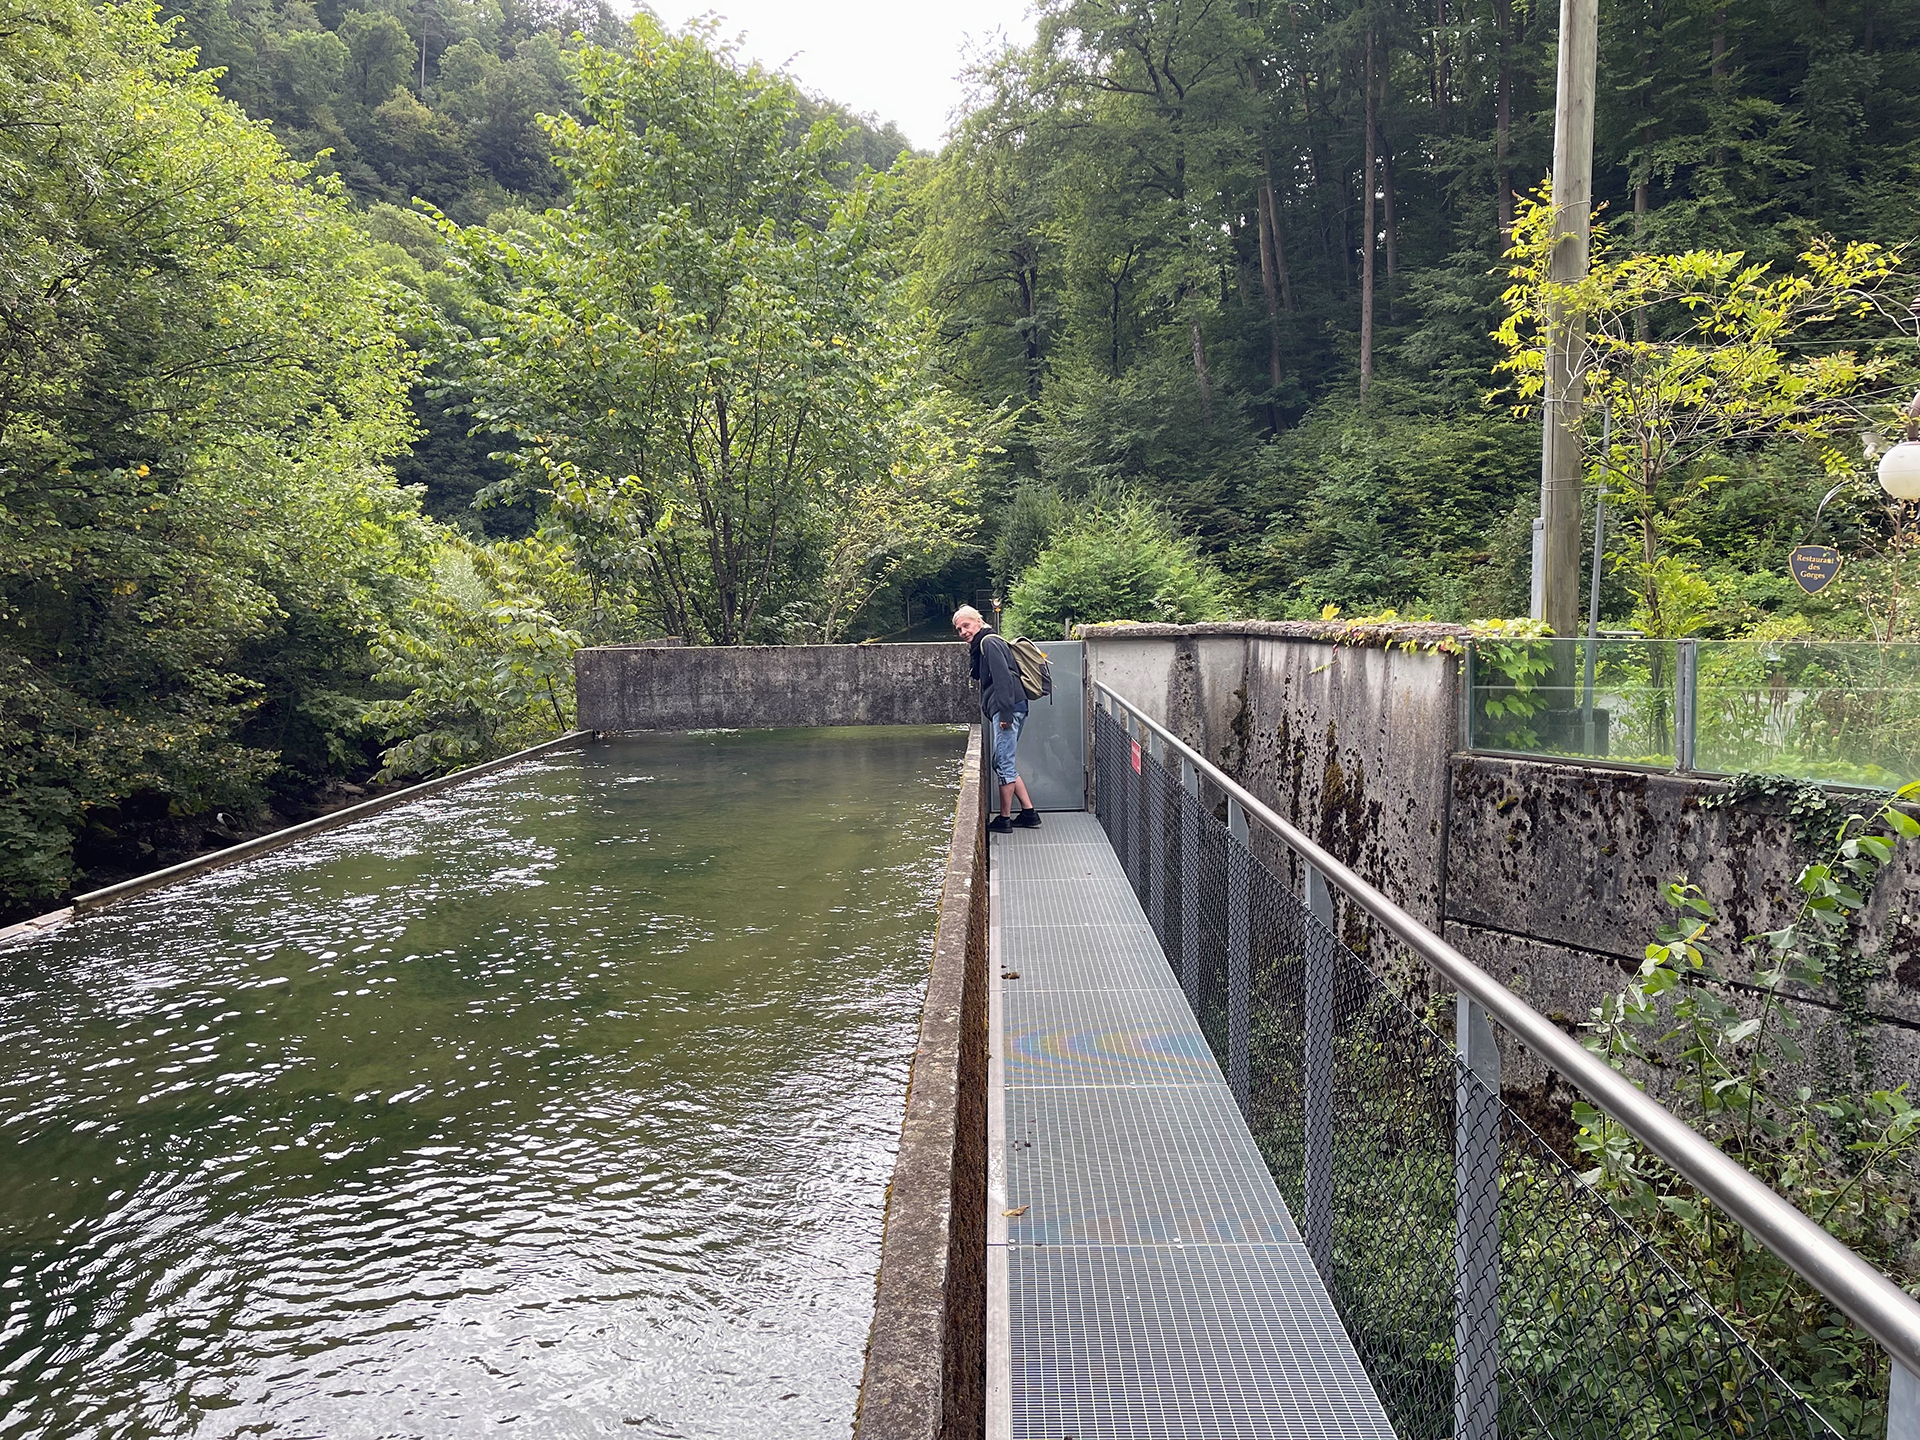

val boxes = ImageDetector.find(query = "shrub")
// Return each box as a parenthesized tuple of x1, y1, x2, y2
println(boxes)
(1005, 500, 1231, 636)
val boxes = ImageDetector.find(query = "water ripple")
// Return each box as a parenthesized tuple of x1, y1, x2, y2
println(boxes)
(0, 727, 965, 1439)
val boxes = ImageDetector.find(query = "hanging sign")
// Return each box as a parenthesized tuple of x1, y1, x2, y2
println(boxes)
(1788, 545, 1842, 595)
(1130, 739, 1142, 773)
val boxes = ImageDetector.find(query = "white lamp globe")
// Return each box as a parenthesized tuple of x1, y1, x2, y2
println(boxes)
(1880, 442, 1920, 502)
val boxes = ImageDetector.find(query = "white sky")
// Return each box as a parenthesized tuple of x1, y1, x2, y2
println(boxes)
(642, 1, 1037, 152)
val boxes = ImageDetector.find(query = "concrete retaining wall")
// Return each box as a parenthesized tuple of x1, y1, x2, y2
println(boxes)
(576, 643, 976, 731)
(1080, 621, 1920, 1080)
(854, 727, 987, 1440)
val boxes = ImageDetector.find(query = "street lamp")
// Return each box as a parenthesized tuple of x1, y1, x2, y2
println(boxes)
(1878, 390, 1920, 501)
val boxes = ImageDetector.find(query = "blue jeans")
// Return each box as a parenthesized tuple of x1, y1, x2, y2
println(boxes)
(990, 707, 1028, 785)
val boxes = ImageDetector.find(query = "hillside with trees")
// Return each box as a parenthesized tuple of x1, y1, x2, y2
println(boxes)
(926, 0, 1920, 630)
(4, 0, 1920, 920)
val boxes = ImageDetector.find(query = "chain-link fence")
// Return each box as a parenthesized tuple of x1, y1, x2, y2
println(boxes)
(1093, 702, 1836, 1440)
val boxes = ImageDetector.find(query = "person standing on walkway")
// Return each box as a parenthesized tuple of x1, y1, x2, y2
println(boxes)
(953, 606, 1041, 833)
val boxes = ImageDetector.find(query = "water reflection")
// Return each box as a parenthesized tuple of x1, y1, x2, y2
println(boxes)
(0, 727, 964, 1438)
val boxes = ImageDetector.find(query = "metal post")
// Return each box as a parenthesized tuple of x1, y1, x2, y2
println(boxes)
(1582, 483, 1605, 755)
(1891, 1359, 1918, 1440)
(1455, 995, 1502, 1440)
(1303, 865, 1335, 1282)
(1676, 637, 1698, 772)
(1180, 757, 1200, 1011)
(1227, 798, 1251, 1118)
(1131, 716, 1146, 889)
(1148, 732, 1166, 943)
(1461, 642, 1477, 750)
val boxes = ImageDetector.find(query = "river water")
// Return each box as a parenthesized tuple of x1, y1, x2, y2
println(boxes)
(0, 728, 965, 1439)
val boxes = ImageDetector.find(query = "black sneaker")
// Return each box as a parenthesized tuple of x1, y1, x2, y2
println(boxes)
(988, 815, 1015, 833)
(1014, 808, 1042, 828)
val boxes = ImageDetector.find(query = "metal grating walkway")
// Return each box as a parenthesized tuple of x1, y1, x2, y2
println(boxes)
(987, 811, 1397, 1439)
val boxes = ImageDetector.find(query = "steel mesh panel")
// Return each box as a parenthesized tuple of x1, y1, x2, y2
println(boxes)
(1001, 873, 1151, 929)
(1090, 705, 1840, 1440)
(996, 808, 1398, 1438)
(1003, 983, 1225, 1088)
(1006, 1085, 1300, 1246)
(1009, 1245, 1397, 1440)
(1000, 920, 1179, 992)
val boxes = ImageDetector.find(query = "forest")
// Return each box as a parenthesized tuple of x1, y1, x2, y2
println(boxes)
(3, 0, 1919, 916)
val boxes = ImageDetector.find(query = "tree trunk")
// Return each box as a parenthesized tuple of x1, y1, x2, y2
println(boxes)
(1633, 161, 1650, 341)
(1255, 193, 1283, 425)
(1013, 244, 1042, 400)
(1189, 314, 1214, 422)
(1300, 73, 1338, 293)
(1433, 0, 1452, 131)
(1360, 30, 1377, 400)
(1256, 148, 1291, 427)
(1260, 148, 1294, 312)
(1710, 7, 1729, 171)
(1493, 0, 1515, 248)
(1383, 147, 1397, 293)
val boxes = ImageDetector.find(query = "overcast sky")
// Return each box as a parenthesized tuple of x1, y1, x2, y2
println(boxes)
(642, 1, 1036, 152)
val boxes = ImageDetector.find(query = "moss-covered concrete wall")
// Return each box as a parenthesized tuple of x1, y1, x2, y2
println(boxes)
(1080, 621, 1920, 1087)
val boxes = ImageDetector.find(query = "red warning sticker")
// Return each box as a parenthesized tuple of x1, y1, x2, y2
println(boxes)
(1130, 739, 1142, 773)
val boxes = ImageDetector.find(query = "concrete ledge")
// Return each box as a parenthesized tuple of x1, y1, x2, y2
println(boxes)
(577, 643, 976, 732)
(1076, 618, 1471, 650)
(0, 731, 591, 947)
(855, 726, 988, 1440)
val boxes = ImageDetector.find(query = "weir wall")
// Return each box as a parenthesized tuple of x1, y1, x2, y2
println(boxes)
(1080, 621, 1920, 1091)
(576, 642, 976, 730)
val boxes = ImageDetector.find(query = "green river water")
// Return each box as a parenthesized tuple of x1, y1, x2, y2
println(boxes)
(0, 727, 966, 1439)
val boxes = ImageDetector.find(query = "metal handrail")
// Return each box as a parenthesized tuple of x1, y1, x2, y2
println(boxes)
(1094, 680, 1920, 1391)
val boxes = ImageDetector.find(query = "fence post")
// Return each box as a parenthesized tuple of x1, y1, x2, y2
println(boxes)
(1180, 757, 1200, 1011)
(1675, 637, 1698, 772)
(1455, 995, 1502, 1440)
(1303, 864, 1335, 1283)
(1461, 641, 1477, 750)
(1117, 712, 1135, 884)
(1893, 1360, 1919, 1440)
(1121, 718, 1136, 887)
(1227, 797, 1251, 1118)
(1093, 701, 1107, 830)
(1148, 732, 1166, 943)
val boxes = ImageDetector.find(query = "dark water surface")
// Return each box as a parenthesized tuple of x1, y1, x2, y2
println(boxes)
(0, 728, 965, 1439)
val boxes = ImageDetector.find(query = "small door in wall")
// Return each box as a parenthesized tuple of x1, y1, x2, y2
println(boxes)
(996, 639, 1085, 811)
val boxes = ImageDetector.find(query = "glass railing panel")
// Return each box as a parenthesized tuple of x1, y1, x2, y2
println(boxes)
(1693, 640, 1920, 788)
(1466, 638, 1680, 766)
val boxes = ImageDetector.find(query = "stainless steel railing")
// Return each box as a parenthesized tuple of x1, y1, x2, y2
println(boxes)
(1093, 680, 1920, 1429)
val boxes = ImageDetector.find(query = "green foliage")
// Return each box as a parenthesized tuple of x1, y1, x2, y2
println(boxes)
(1496, 191, 1910, 638)
(992, 483, 1071, 594)
(918, 0, 1920, 632)
(363, 538, 581, 777)
(1248, 401, 1539, 617)
(0, 0, 429, 911)
(1005, 500, 1231, 636)
(1579, 785, 1920, 1436)
(448, 20, 978, 646)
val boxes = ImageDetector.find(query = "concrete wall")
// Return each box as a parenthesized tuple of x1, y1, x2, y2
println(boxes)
(854, 729, 987, 1440)
(1080, 621, 1920, 1080)
(1084, 620, 1462, 979)
(577, 643, 976, 731)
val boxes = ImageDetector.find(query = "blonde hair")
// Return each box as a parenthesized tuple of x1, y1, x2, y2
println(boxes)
(951, 604, 984, 626)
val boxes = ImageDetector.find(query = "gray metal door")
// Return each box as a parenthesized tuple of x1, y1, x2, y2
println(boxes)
(1011, 639, 1085, 810)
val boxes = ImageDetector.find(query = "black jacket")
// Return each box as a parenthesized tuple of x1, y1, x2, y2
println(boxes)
(969, 627, 1027, 720)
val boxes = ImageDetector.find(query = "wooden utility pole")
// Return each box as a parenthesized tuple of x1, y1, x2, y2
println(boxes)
(1534, 0, 1598, 633)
